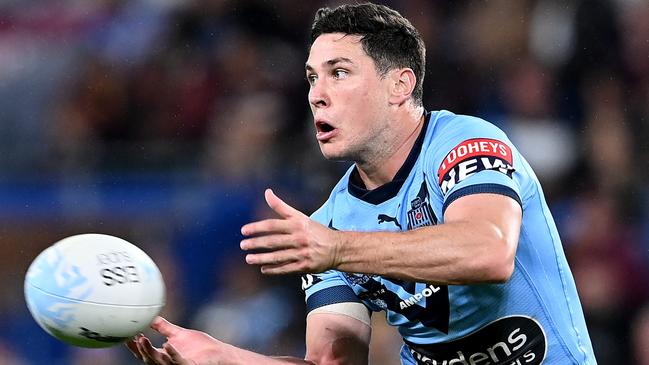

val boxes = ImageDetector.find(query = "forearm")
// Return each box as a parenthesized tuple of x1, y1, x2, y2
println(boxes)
(335, 220, 515, 284)
(225, 319, 369, 365)
(217, 344, 315, 365)
(241, 354, 315, 365)
(272, 357, 316, 365)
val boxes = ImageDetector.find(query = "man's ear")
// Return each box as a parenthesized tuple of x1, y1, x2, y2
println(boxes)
(388, 68, 417, 105)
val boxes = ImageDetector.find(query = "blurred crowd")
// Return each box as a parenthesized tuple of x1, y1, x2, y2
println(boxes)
(0, 0, 647, 364)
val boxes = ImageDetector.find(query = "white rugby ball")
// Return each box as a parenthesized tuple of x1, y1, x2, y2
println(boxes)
(24, 234, 166, 348)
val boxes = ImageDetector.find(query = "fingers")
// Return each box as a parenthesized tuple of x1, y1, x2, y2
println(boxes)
(240, 233, 294, 251)
(241, 189, 313, 273)
(261, 261, 306, 275)
(264, 188, 302, 219)
(151, 316, 182, 338)
(126, 338, 143, 361)
(241, 218, 294, 237)
(136, 335, 174, 365)
(245, 249, 299, 267)
(164, 343, 190, 365)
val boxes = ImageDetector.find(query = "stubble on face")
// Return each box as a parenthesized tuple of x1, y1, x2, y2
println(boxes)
(307, 34, 394, 165)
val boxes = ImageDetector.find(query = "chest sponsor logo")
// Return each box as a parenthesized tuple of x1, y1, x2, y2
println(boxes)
(437, 138, 515, 195)
(407, 315, 547, 365)
(355, 277, 450, 334)
(407, 179, 438, 229)
(399, 284, 443, 309)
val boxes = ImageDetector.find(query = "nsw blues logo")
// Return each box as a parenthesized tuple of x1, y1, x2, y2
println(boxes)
(407, 179, 437, 229)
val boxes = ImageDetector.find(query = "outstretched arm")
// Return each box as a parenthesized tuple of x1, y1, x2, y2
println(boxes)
(241, 189, 521, 284)
(127, 313, 370, 365)
(335, 192, 521, 284)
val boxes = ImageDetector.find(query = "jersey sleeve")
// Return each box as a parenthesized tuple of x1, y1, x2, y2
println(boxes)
(428, 114, 523, 215)
(301, 271, 363, 313)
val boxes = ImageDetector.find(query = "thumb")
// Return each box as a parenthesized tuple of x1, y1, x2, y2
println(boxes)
(151, 316, 183, 338)
(265, 188, 301, 218)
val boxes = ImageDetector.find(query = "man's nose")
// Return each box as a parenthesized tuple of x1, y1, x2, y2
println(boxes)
(309, 80, 329, 108)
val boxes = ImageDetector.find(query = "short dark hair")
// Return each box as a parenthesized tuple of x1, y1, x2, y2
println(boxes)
(310, 2, 426, 106)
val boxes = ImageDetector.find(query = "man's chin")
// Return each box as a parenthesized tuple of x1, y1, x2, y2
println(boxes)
(318, 145, 349, 162)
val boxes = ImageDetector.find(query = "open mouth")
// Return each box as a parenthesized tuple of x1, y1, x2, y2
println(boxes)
(316, 121, 335, 133)
(315, 121, 338, 141)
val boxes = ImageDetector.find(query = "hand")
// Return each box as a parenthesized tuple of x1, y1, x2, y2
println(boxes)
(126, 317, 227, 365)
(240, 188, 341, 274)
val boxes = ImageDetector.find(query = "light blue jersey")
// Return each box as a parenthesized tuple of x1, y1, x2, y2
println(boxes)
(302, 110, 596, 365)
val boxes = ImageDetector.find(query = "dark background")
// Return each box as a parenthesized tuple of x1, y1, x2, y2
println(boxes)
(0, 0, 648, 364)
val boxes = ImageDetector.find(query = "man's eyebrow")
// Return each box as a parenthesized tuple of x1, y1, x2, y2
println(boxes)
(325, 57, 354, 66)
(305, 57, 355, 71)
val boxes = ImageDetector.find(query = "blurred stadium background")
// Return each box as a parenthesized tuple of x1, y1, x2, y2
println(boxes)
(0, 0, 648, 364)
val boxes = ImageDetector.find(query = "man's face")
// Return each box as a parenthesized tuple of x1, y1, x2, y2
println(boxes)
(306, 33, 393, 161)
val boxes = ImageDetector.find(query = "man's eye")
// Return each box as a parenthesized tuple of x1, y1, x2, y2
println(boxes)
(306, 74, 317, 85)
(333, 69, 348, 79)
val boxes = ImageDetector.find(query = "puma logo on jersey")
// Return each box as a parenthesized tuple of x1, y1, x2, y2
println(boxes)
(378, 214, 402, 229)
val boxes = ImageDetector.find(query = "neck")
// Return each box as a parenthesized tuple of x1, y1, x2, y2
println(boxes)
(356, 106, 425, 190)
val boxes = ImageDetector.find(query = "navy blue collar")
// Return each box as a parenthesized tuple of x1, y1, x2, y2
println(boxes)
(348, 111, 430, 205)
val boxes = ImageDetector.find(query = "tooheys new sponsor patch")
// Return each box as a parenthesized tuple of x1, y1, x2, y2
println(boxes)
(405, 315, 547, 365)
(437, 138, 515, 194)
